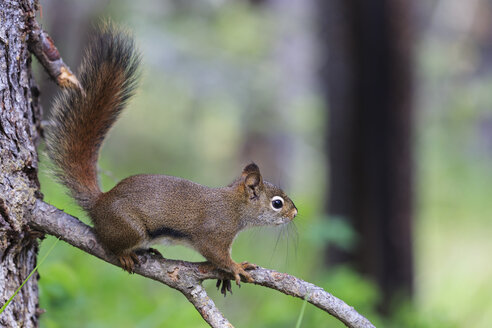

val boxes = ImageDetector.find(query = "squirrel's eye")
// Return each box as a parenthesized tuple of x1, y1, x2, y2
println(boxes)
(270, 196, 284, 211)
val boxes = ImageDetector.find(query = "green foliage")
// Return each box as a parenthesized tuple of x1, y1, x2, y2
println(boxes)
(295, 291, 309, 328)
(306, 216, 356, 252)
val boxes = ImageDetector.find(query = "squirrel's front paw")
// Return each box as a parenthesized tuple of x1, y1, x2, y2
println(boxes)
(232, 262, 256, 285)
(216, 261, 258, 296)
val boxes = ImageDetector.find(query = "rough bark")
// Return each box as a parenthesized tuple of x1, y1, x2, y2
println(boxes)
(0, 1, 43, 327)
(319, 0, 414, 312)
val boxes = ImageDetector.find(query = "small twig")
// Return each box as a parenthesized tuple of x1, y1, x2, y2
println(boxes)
(182, 284, 234, 327)
(26, 15, 81, 90)
(29, 199, 375, 328)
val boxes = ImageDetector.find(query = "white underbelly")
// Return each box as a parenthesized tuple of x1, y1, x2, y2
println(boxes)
(147, 235, 196, 250)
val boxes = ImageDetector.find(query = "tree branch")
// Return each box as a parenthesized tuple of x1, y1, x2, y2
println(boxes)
(29, 199, 375, 328)
(26, 14, 82, 90)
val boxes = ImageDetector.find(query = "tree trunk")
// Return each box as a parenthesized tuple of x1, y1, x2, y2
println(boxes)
(0, 1, 43, 327)
(319, 0, 414, 313)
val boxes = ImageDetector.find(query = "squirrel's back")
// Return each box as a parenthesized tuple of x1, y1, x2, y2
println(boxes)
(46, 24, 140, 211)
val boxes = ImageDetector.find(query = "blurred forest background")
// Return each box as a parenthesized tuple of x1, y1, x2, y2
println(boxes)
(34, 0, 492, 327)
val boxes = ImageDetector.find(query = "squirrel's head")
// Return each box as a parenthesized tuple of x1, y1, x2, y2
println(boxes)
(235, 163, 297, 227)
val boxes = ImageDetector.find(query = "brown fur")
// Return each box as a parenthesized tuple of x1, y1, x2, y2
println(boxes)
(46, 23, 139, 210)
(46, 25, 297, 285)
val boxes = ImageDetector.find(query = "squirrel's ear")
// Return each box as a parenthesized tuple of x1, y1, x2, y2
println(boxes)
(242, 163, 263, 199)
(242, 162, 260, 177)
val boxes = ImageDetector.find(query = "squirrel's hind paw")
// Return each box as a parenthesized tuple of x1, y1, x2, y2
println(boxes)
(118, 252, 140, 273)
(216, 279, 233, 296)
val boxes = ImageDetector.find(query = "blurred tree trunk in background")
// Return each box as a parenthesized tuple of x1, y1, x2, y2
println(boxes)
(267, 0, 316, 181)
(318, 0, 414, 313)
(244, 0, 316, 187)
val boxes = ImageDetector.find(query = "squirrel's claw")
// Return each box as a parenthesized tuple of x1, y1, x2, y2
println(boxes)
(118, 252, 140, 273)
(118, 255, 133, 272)
(238, 262, 256, 283)
(234, 273, 242, 286)
(215, 261, 257, 296)
(216, 279, 233, 296)
(232, 262, 255, 285)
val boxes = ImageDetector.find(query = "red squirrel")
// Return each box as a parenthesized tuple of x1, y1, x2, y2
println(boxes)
(45, 25, 297, 293)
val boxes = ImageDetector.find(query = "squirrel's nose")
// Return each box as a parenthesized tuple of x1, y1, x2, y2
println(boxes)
(291, 208, 298, 218)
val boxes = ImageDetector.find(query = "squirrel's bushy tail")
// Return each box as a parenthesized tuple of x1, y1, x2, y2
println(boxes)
(46, 24, 140, 211)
